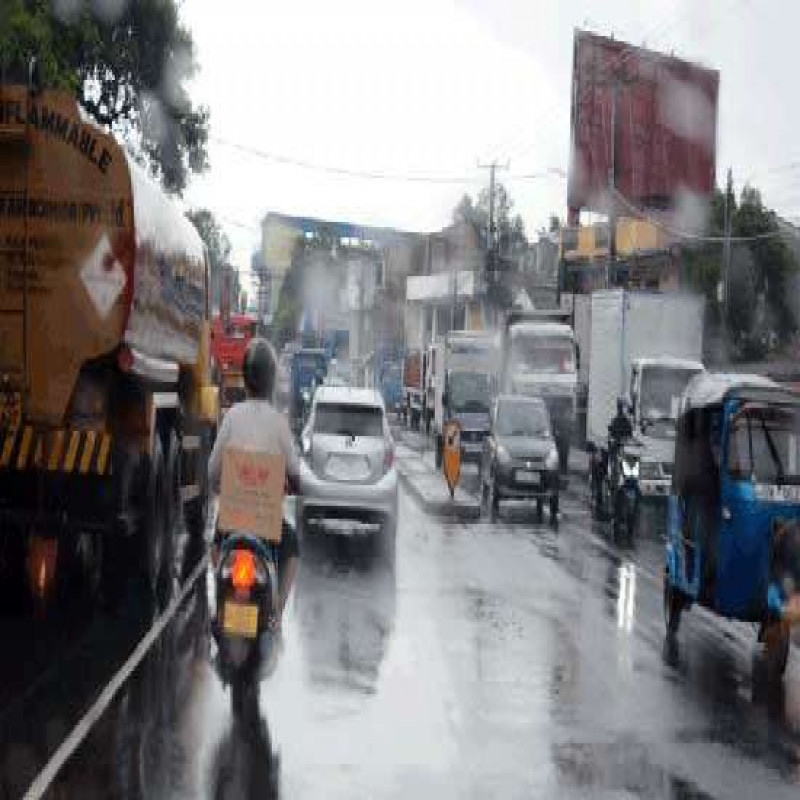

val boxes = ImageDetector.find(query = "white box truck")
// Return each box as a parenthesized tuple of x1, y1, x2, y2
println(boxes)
(500, 311, 578, 473)
(579, 291, 705, 497)
(432, 331, 499, 467)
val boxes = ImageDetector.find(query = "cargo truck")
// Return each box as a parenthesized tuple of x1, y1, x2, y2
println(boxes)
(433, 331, 498, 468)
(0, 84, 219, 609)
(577, 290, 705, 498)
(500, 310, 578, 473)
(210, 312, 257, 415)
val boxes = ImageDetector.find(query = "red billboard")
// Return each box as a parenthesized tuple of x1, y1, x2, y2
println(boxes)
(567, 30, 719, 222)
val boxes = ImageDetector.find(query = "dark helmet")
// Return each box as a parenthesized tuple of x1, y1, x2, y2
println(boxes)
(243, 337, 277, 400)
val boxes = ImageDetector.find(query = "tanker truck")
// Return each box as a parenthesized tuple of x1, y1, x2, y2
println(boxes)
(0, 84, 219, 609)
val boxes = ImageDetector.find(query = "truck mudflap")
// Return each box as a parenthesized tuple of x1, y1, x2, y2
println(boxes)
(0, 425, 117, 533)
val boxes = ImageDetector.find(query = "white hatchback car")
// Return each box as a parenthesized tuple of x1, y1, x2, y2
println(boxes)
(298, 386, 398, 549)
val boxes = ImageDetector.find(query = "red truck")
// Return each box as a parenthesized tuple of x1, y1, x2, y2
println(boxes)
(211, 313, 258, 411)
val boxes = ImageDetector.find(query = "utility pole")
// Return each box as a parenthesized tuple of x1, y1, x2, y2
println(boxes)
(722, 167, 733, 321)
(478, 160, 509, 318)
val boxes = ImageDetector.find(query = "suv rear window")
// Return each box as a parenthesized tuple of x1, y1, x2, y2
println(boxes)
(314, 403, 384, 437)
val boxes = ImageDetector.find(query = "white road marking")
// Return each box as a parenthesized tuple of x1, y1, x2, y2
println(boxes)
(22, 553, 209, 800)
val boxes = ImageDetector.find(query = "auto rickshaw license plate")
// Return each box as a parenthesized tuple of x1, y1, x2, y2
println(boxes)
(517, 470, 540, 485)
(223, 601, 259, 638)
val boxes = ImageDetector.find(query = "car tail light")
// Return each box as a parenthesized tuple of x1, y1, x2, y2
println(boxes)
(231, 549, 256, 591)
(384, 440, 395, 471)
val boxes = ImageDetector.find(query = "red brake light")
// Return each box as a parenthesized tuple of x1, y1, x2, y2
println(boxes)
(231, 549, 256, 590)
(384, 441, 395, 470)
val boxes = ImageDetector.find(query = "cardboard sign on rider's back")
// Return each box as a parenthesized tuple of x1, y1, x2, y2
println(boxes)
(218, 449, 285, 541)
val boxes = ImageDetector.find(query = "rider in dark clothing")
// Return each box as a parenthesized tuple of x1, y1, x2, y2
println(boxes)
(608, 397, 633, 443)
(605, 398, 633, 484)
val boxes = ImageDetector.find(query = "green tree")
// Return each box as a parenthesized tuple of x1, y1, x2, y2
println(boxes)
(682, 178, 799, 359)
(187, 209, 232, 313)
(0, 0, 208, 194)
(453, 183, 528, 310)
(453, 182, 528, 254)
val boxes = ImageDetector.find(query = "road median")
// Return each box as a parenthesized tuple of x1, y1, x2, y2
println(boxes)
(395, 443, 481, 521)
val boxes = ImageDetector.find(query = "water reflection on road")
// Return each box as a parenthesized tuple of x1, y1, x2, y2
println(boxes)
(294, 534, 396, 696)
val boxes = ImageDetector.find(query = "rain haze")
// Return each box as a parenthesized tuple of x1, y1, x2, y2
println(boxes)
(6, 2, 800, 798)
(183, 0, 800, 277)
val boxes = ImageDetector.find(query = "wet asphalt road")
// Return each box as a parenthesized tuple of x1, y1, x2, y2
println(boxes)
(2, 465, 800, 797)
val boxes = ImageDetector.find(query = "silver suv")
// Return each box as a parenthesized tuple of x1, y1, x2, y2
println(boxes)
(298, 386, 398, 551)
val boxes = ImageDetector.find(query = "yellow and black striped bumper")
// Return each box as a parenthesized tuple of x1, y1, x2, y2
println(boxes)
(0, 426, 113, 476)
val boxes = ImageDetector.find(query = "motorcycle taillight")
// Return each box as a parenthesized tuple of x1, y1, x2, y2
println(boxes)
(231, 549, 256, 591)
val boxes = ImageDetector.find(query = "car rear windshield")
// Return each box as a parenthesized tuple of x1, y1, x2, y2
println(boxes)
(496, 402, 549, 437)
(315, 403, 384, 437)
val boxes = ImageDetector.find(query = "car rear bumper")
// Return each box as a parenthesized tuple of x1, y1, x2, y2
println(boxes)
(298, 462, 398, 525)
(495, 465, 559, 499)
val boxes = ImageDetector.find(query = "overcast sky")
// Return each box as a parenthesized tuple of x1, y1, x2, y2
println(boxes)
(181, 0, 800, 283)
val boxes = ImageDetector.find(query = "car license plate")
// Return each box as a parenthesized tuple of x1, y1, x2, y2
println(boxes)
(327, 455, 369, 481)
(223, 601, 259, 638)
(516, 470, 540, 485)
(0, 391, 21, 428)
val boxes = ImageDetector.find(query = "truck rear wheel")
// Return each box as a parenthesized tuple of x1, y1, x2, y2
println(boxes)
(185, 428, 211, 541)
(556, 436, 569, 475)
(158, 429, 181, 606)
(550, 494, 559, 526)
(139, 436, 167, 612)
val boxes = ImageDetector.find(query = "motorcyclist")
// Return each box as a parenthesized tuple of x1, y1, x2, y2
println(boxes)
(608, 397, 633, 444)
(208, 337, 300, 628)
(606, 397, 634, 483)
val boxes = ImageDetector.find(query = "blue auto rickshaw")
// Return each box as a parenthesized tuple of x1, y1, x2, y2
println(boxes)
(664, 373, 800, 680)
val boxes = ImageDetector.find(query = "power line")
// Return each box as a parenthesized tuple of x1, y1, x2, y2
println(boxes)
(211, 136, 482, 185)
(213, 134, 564, 189)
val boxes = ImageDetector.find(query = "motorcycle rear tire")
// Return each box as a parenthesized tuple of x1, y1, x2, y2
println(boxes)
(231, 676, 258, 721)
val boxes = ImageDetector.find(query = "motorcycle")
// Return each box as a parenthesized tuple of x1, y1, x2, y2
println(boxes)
(212, 527, 283, 718)
(593, 439, 642, 544)
(612, 442, 641, 544)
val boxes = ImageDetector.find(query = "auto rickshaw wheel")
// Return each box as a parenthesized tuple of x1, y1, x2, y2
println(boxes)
(763, 621, 790, 682)
(663, 571, 683, 637)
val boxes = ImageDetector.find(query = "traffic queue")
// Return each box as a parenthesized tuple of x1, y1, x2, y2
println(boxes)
(387, 291, 800, 685)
